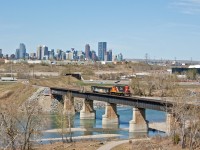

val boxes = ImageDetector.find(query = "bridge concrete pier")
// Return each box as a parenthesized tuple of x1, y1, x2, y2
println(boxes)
(166, 113, 176, 135)
(102, 103, 119, 128)
(63, 93, 75, 114)
(80, 99, 96, 119)
(129, 108, 148, 132)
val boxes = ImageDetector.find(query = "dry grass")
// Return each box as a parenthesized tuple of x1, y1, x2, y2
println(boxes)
(0, 90, 14, 99)
(35, 141, 102, 150)
(111, 137, 187, 150)
(29, 76, 79, 88)
(0, 82, 36, 105)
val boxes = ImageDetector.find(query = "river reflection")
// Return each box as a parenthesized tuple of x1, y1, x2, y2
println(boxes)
(80, 119, 95, 135)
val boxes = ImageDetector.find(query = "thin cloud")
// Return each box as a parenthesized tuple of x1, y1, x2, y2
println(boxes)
(166, 22, 200, 29)
(170, 0, 200, 14)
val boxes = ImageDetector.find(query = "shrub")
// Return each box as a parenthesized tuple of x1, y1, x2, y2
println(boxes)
(173, 134, 180, 145)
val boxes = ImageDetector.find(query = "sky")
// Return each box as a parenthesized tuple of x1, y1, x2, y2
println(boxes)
(0, 0, 200, 60)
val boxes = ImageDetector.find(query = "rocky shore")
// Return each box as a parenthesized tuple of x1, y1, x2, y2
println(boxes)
(30, 87, 107, 113)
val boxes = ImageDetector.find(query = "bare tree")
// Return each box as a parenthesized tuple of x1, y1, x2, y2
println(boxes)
(0, 100, 45, 150)
(0, 105, 19, 150)
(17, 100, 44, 150)
(54, 93, 74, 143)
(168, 87, 200, 149)
(131, 77, 144, 96)
(187, 94, 200, 149)
(54, 106, 74, 143)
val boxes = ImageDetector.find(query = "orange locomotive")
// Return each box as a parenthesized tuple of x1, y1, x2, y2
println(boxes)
(91, 84, 131, 96)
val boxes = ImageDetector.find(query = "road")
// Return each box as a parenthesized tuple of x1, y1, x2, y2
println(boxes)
(83, 79, 130, 85)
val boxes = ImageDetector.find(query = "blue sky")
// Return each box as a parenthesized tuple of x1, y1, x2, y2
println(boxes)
(1, 0, 200, 60)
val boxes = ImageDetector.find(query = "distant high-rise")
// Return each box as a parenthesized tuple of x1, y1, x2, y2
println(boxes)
(85, 44, 90, 60)
(66, 51, 73, 60)
(98, 42, 107, 61)
(15, 49, 19, 59)
(91, 50, 97, 61)
(30, 53, 36, 59)
(37, 45, 42, 60)
(16, 43, 26, 59)
(0, 49, 3, 58)
(107, 49, 112, 61)
(57, 49, 62, 60)
(42, 45, 48, 60)
(49, 49, 55, 60)
(117, 53, 123, 61)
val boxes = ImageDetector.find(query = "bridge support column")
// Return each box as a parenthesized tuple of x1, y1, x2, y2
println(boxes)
(102, 103, 119, 128)
(129, 108, 148, 132)
(63, 93, 75, 114)
(80, 99, 96, 119)
(166, 113, 176, 135)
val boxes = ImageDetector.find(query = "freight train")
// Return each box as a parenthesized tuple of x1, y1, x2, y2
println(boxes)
(91, 84, 131, 96)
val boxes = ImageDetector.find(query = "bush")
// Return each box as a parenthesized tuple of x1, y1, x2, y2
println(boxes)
(186, 69, 197, 80)
(173, 134, 180, 145)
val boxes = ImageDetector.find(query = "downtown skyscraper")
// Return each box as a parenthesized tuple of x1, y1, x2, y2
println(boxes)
(98, 42, 107, 61)
(37, 45, 48, 60)
(15, 43, 26, 59)
(85, 44, 91, 60)
(0, 49, 2, 58)
(37, 45, 42, 60)
(42, 45, 48, 60)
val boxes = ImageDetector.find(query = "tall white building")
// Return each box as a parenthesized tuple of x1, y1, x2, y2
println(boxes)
(37, 45, 42, 60)
(66, 51, 73, 60)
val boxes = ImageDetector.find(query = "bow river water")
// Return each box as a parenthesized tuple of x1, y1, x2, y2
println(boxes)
(41, 106, 166, 143)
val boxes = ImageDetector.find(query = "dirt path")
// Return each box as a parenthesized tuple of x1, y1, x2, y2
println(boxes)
(97, 138, 149, 150)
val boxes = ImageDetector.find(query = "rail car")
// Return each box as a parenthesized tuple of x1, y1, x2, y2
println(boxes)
(91, 84, 131, 96)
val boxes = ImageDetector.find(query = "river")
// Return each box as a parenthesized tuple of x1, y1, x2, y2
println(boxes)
(41, 106, 166, 143)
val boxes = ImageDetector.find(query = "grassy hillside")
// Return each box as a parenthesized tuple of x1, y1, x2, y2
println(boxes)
(29, 76, 79, 88)
(0, 82, 36, 105)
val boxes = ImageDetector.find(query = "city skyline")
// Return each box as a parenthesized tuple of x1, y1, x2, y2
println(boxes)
(1, 1, 200, 60)
(2, 42, 123, 62)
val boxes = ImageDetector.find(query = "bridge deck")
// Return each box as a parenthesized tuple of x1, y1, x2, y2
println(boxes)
(50, 87, 174, 111)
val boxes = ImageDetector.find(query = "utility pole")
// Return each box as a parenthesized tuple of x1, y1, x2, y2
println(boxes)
(145, 53, 148, 64)
(33, 65, 35, 79)
(98, 62, 99, 80)
(11, 61, 13, 78)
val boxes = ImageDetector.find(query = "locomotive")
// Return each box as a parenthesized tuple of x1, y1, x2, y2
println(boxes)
(91, 84, 131, 96)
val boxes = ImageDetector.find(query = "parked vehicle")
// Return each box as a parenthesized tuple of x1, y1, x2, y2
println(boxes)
(91, 84, 131, 96)
(1, 77, 17, 81)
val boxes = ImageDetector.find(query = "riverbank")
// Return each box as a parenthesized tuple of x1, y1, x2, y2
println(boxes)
(35, 140, 104, 150)
(34, 136, 187, 150)
(111, 136, 186, 150)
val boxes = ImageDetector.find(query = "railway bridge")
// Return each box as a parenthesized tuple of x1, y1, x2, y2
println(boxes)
(50, 87, 175, 134)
